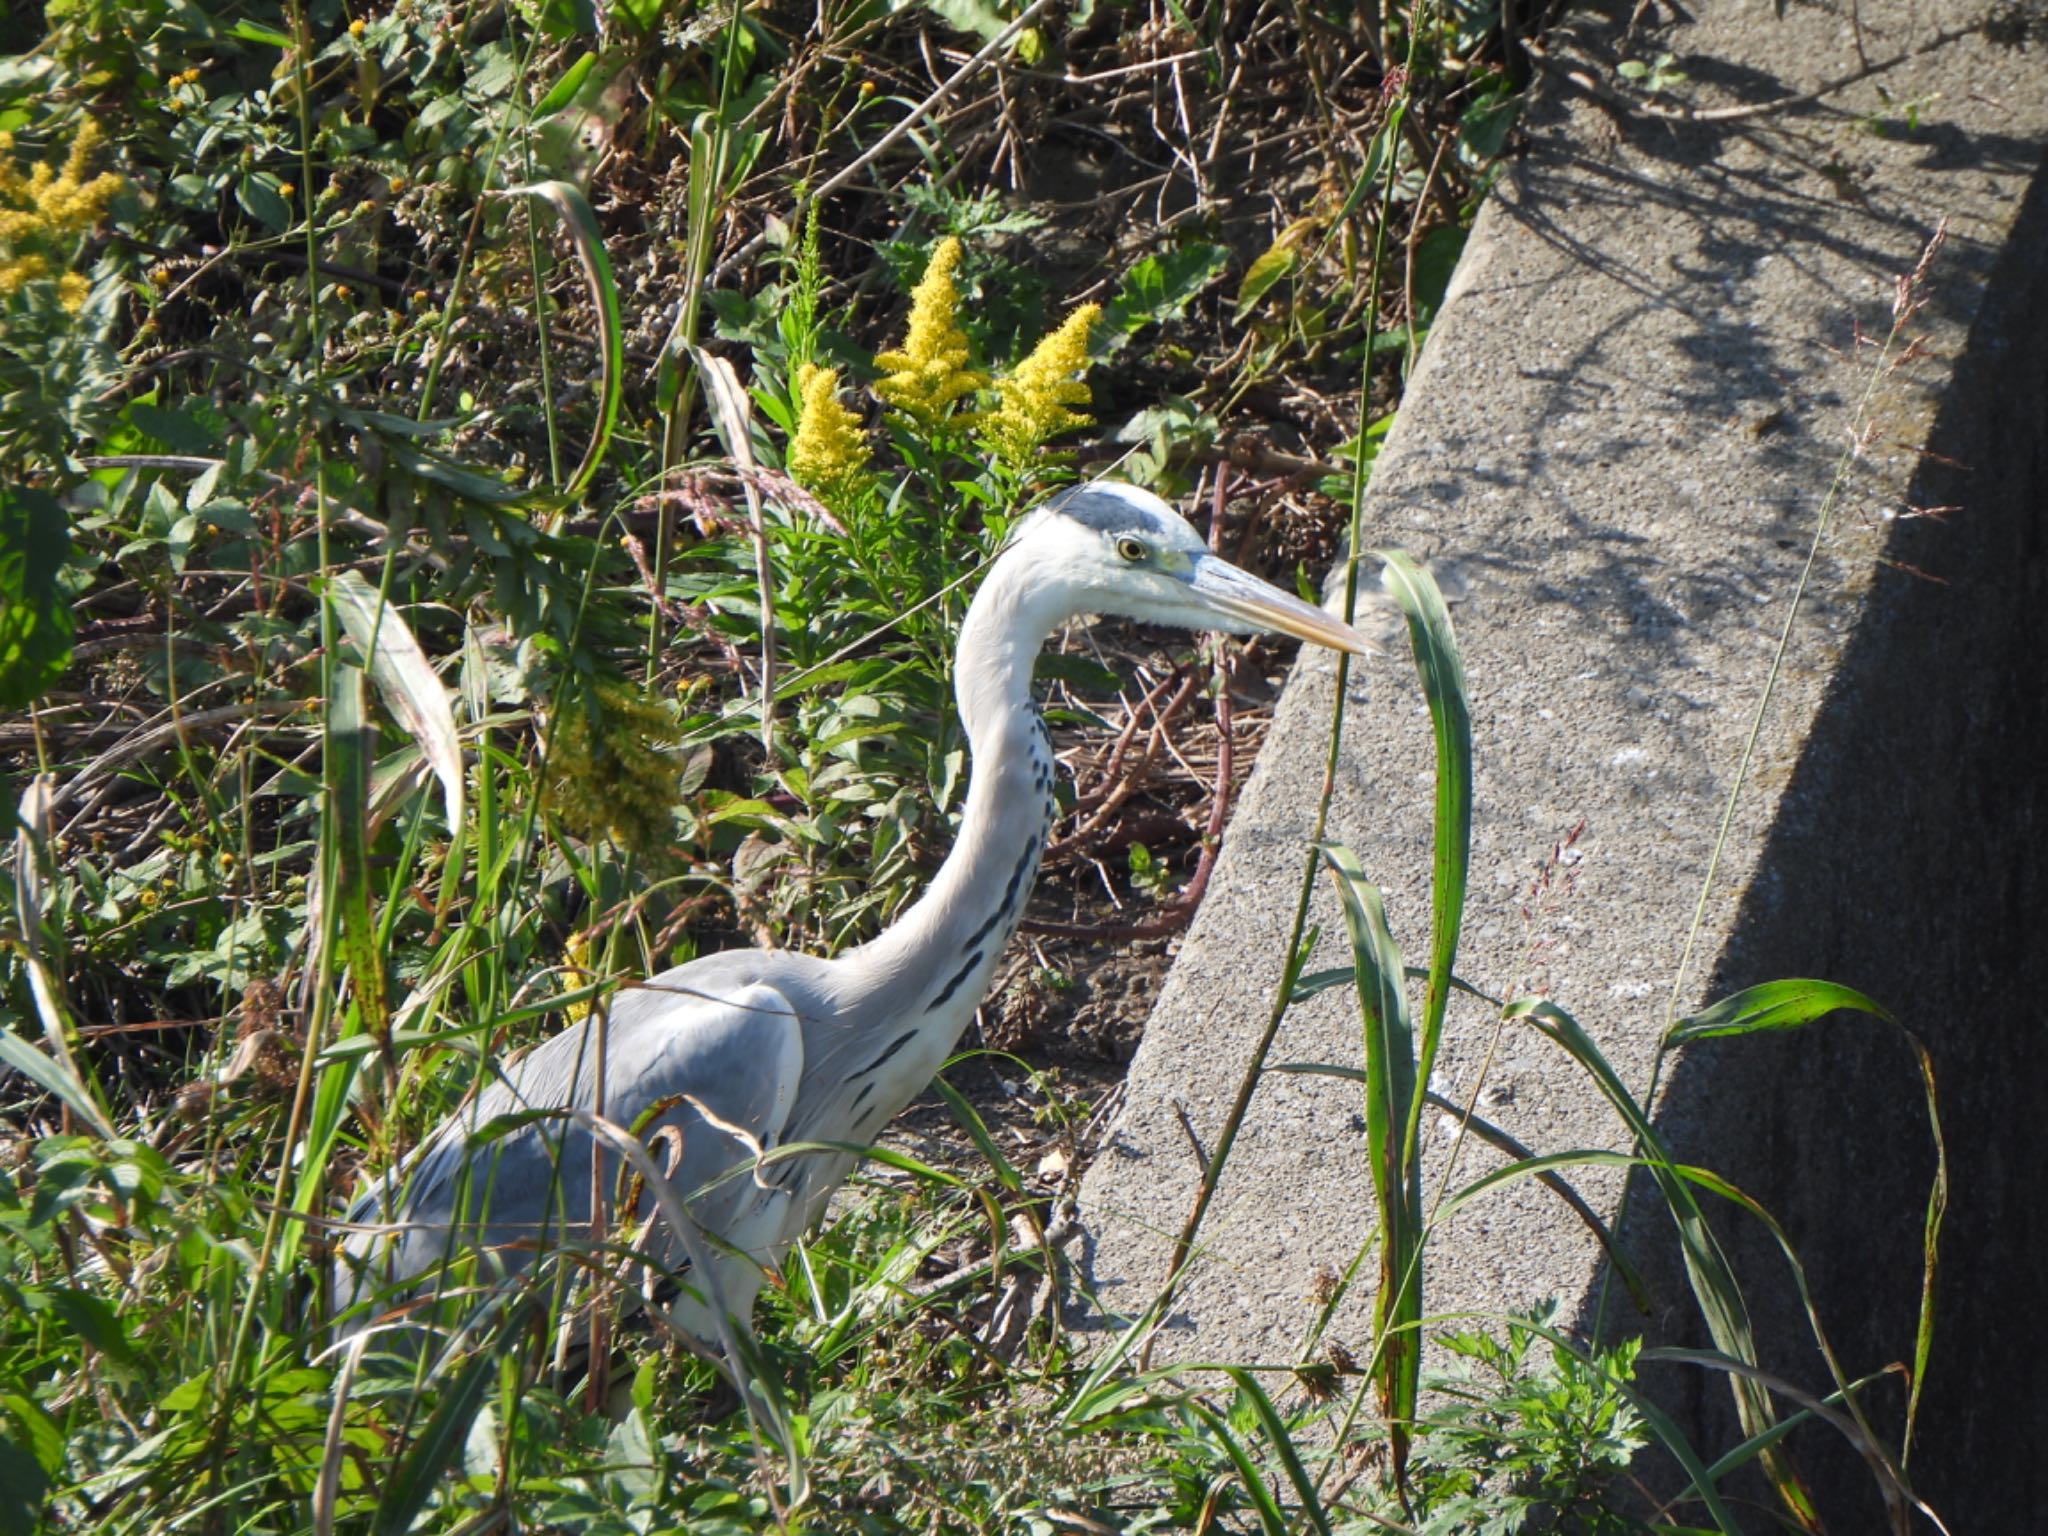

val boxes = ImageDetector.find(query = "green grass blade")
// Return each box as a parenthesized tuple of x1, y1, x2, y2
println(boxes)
(370, 1299, 534, 1536)
(502, 180, 623, 500)
(1374, 549, 1471, 1153)
(1698, 1365, 1900, 1484)
(1290, 963, 1499, 1008)
(326, 661, 388, 1044)
(1509, 994, 1817, 1529)
(930, 1073, 1023, 1192)
(0, 1030, 115, 1141)
(1645, 1348, 1934, 1536)
(1667, 978, 1894, 1043)
(10, 776, 115, 1137)
(1183, 1397, 1289, 1536)
(1318, 843, 1421, 1478)
(1221, 1367, 1333, 1536)
(1666, 1014, 1946, 1471)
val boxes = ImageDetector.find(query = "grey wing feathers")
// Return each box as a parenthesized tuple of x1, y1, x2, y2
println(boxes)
(335, 979, 805, 1339)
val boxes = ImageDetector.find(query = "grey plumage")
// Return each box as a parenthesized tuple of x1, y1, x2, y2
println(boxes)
(333, 482, 1370, 1351)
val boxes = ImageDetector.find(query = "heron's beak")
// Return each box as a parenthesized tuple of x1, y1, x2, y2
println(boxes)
(1187, 555, 1376, 655)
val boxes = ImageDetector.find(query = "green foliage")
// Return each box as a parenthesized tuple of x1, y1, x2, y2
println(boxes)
(1413, 1304, 1647, 1536)
(0, 488, 74, 706)
(1616, 53, 1689, 95)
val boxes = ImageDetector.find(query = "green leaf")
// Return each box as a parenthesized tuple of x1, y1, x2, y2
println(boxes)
(1182, 1398, 1289, 1536)
(1221, 1368, 1332, 1536)
(236, 172, 292, 231)
(1408, 226, 1469, 326)
(127, 400, 225, 454)
(1031, 651, 1123, 692)
(1319, 844, 1422, 1477)
(6, 778, 115, 1139)
(0, 487, 73, 708)
(533, 0, 598, 38)
(0, 1436, 48, 1536)
(534, 51, 597, 117)
(1375, 550, 1472, 1156)
(228, 18, 294, 46)
(1232, 239, 1298, 321)
(1507, 995, 1815, 1527)
(1459, 92, 1521, 161)
(34, 1286, 135, 1365)
(1276, 1064, 1652, 1312)
(918, 0, 1011, 43)
(502, 181, 624, 499)
(0, 1394, 62, 1478)
(385, 443, 530, 504)
(1667, 979, 1894, 1043)
(1102, 243, 1231, 341)
(610, 0, 665, 33)
(325, 662, 389, 1045)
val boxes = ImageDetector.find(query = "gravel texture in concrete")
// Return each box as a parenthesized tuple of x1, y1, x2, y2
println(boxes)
(1077, 1, 2048, 1524)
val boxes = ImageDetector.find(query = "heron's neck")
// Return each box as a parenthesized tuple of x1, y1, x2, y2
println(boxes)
(849, 556, 1061, 1012)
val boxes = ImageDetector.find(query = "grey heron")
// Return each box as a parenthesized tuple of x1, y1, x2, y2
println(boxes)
(334, 480, 1369, 1353)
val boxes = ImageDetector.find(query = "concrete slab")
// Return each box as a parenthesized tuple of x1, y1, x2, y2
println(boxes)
(1076, 1, 2048, 1524)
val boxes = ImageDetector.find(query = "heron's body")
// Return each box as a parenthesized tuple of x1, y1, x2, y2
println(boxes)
(335, 483, 1366, 1348)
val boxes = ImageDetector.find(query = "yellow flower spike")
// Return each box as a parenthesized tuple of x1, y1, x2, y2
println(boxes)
(61, 120, 100, 185)
(0, 253, 47, 298)
(873, 237, 986, 425)
(542, 680, 688, 858)
(0, 118, 123, 308)
(984, 302, 1102, 466)
(789, 362, 872, 503)
(562, 933, 593, 1023)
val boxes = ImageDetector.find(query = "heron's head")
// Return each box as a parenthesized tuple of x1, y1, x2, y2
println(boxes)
(1004, 482, 1372, 655)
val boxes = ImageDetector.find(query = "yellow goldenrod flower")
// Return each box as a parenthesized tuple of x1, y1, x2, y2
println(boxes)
(873, 237, 985, 425)
(0, 121, 123, 310)
(562, 932, 592, 1023)
(983, 302, 1101, 466)
(349, 17, 367, 36)
(542, 680, 686, 857)
(788, 362, 870, 502)
(0, 252, 48, 298)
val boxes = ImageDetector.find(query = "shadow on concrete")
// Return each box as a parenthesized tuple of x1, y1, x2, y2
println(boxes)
(1586, 130, 2048, 1533)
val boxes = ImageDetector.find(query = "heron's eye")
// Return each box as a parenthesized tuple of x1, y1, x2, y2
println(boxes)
(1114, 535, 1147, 563)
